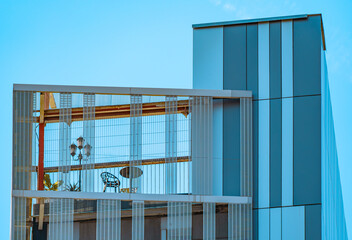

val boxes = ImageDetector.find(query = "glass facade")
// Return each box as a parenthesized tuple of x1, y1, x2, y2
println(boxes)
(11, 86, 253, 239)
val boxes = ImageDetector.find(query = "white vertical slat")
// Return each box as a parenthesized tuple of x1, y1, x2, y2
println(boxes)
(11, 197, 27, 240)
(240, 97, 253, 197)
(282, 98, 293, 206)
(258, 23, 270, 100)
(191, 97, 213, 195)
(96, 199, 121, 240)
(59, 93, 72, 191)
(130, 95, 143, 193)
(13, 91, 35, 191)
(230, 204, 250, 240)
(281, 20, 293, 98)
(132, 201, 144, 240)
(165, 96, 178, 194)
(203, 202, 216, 239)
(11, 91, 36, 240)
(167, 202, 192, 240)
(258, 100, 270, 208)
(48, 198, 74, 240)
(82, 93, 95, 192)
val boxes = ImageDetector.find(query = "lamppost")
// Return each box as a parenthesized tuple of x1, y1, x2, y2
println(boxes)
(70, 136, 92, 191)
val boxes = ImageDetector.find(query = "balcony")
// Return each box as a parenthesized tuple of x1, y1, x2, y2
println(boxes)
(12, 84, 253, 240)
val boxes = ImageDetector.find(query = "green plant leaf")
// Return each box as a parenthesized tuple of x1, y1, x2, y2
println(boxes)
(43, 174, 51, 187)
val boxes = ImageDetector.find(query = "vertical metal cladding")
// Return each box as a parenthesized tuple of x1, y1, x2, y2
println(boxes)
(269, 21, 282, 99)
(305, 204, 321, 240)
(258, 22, 270, 100)
(11, 197, 27, 240)
(252, 101, 259, 209)
(167, 202, 192, 240)
(48, 198, 74, 240)
(270, 99, 282, 207)
(281, 97, 293, 206)
(96, 199, 122, 240)
(229, 203, 252, 240)
(130, 95, 143, 193)
(293, 95, 321, 205)
(281, 20, 293, 98)
(293, 16, 322, 96)
(224, 25, 247, 90)
(258, 22, 270, 209)
(190, 96, 213, 195)
(192, 15, 325, 240)
(223, 99, 241, 196)
(132, 200, 144, 240)
(203, 202, 216, 239)
(282, 206, 305, 240)
(240, 97, 253, 197)
(270, 208, 282, 240)
(11, 91, 36, 240)
(246, 24, 258, 99)
(193, 27, 224, 90)
(258, 208, 269, 239)
(82, 93, 96, 192)
(321, 51, 348, 240)
(59, 93, 72, 190)
(212, 99, 224, 196)
(258, 99, 270, 208)
(13, 91, 36, 191)
(165, 96, 178, 194)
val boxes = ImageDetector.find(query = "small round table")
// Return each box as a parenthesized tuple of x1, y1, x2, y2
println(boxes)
(120, 166, 143, 179)
(120, 166, 143, 193)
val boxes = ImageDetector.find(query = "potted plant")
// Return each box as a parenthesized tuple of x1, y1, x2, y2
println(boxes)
(43, 174, 63, 191)
(65, 182, 80, 192)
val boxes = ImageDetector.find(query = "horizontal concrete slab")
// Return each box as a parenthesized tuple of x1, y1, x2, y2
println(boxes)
(13, 190, 252, 204)
(13, 84, 252, 98)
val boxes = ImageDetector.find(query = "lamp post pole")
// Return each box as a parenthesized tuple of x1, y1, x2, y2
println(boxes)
(70, 136, 92, 191)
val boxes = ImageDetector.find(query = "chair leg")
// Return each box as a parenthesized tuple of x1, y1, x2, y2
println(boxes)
(103, 183, 107, 192)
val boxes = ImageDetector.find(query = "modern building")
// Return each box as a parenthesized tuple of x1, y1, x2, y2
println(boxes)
(11, 14, 347, 240)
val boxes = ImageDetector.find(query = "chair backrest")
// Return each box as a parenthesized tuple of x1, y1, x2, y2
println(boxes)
(100, 172, 119, 185)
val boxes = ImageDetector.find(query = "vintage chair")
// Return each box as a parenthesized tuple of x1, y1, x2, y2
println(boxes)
(100, 172, 121, 193)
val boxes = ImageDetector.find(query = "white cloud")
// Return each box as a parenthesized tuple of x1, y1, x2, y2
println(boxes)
(209, 0, 222, 6)
(223, 3, 236, 11)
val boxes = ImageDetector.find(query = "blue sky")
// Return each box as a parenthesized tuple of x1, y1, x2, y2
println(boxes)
(1, 0, 351, 238)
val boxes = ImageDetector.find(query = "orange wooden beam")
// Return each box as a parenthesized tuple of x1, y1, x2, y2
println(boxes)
(34, 100, 189, 124)
(39, 156, 190, 173)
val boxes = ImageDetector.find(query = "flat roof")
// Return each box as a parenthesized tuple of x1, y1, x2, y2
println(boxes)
(193, 14, 326, 50)
(13, 84, 252, 98)
(192, 14, 308, 29)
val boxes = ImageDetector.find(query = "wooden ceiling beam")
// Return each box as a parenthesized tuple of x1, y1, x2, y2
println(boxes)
(35, 100, 189, 123)
(38, 156, 190, 173)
